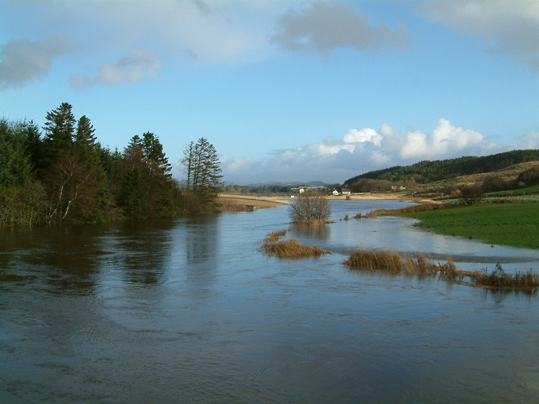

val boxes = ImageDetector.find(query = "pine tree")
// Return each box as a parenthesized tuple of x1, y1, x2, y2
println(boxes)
(181, 138, 222, 212)
(74, 115, 99, 164)
(118, 133, 176, 219)
(42, 102, 76, 165)
(0, 119, 35, 190)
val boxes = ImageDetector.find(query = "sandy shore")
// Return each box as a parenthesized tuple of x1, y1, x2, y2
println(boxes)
(217, 192, 433, 210)
(217, 194, 291, 209)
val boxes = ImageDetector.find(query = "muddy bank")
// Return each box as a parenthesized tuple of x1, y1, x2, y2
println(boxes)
(218, 193, 434, 212)
(217, 194, 290, 211)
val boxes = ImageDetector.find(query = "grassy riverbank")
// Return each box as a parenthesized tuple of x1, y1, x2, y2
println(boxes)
(399, 202, 539, 249)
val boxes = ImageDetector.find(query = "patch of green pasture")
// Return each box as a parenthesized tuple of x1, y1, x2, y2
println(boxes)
(399, 203, 539, 249)
(487, 184, 539, 196)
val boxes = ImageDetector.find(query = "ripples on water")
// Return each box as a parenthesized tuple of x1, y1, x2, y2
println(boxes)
(0, 200, 538, 403)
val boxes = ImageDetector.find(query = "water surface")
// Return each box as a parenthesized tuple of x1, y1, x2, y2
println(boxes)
(1, 200, 538, 403)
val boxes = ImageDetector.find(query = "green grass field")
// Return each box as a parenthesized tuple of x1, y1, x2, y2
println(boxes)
(400, 203, 539, 249)
(487, 184, 539, 196)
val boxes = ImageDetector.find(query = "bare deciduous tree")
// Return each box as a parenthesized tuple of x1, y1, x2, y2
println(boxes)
(289, 194, 331, 224)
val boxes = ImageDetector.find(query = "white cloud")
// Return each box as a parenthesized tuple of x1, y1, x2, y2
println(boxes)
(271, 0, 409, 55)
(70, 48, 161, 89)
(401, 118, 487, 159)
(518, 131, 539, 149)
(2, 0, 286, 89)
(221, 119, 512, 184)
(0, 36, 73, 89)
(417, 0, 539, 71)
(343, 128, 382, 146)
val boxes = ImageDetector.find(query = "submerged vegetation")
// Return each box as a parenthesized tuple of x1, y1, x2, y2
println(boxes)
(260, 230, 329, 259)
(344, 249, 538, 293)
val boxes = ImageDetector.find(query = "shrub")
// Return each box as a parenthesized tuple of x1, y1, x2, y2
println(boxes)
(516, 165, 539, 187)
(481, 175, 512, 193)
(459, 185, 484, 205)
(289, 194, 331, 224)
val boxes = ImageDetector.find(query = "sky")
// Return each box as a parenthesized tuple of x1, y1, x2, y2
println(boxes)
(1, 0, 538, 185)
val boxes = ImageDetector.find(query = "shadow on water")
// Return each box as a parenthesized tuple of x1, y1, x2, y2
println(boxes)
(0, 224, 112, 295)
(290, 222, 331, 241)
(107, 219, 177, 287)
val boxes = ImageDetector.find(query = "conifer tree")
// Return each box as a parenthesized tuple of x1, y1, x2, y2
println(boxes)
(119, 133, 176, 219)
(42, 102, 76, 165)
(74, 115, 99, 164)
(181, 138, 222, 212)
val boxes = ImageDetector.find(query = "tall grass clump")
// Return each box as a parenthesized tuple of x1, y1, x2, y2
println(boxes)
(260, 229, 329, 259)
(344, 249, 538, 292)
(344, 249, 403, 273)
(471, 263, 538, 292)
(344, 249, 458, 278)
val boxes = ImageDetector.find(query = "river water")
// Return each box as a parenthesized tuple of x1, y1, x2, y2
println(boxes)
(1, 200, 538, 403)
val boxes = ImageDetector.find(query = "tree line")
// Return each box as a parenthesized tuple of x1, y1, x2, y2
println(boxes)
(0, 102, 222, 227)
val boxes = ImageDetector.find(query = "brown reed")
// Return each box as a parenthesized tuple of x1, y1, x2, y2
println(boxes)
(364, 203, 443, 218)
(344, 249, 538, 292)
(260, 230, 329, 259)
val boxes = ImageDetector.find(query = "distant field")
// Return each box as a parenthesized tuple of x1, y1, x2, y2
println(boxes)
(487, 184, 539, 196)
(399, 203, 539, 249)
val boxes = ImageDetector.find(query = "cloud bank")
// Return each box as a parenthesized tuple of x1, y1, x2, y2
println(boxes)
(0, 35, 73, 89)
(271, 1, 409, 55)
(1, 0, 283, 90)
(70, 48, 161, 89)
(3, 0, 537, 91)
(220, 119, 531, 184)
(417, 0, 539, 71)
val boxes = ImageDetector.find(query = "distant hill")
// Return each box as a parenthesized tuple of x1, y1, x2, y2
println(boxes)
(240, 180, 326, 187)
(343, 150, 539, 186)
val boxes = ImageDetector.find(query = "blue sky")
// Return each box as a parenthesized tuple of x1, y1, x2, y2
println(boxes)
(1, 0, 538, 184)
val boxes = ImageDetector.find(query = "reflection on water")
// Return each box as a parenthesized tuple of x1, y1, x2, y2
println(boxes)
(0, 200, 538, 403)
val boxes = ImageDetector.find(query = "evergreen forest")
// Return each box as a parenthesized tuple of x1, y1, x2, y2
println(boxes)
(0, 103, 222, 227)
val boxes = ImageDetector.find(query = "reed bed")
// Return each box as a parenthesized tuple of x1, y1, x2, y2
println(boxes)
(264, 230, 287, 244)
(344, 249, 538, 292)
(472, 264, 539, 290)
(344, 249, 458, 277)
(260, 230, 329, 259)
(364, 203, 444, 218)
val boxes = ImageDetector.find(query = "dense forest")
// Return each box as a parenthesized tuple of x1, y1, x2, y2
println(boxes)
(0, 103, 222, 227)
(344, 150, 539, 191)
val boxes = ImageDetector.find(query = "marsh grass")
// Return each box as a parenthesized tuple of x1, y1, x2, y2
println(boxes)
(344, 249, 538, 292)
(344, 249, 457, 277)
(364, 203, 443, 218)
(260, 230, 329, 259)
(472, 263, 539, 291)
(264, 230, 287, 243)
(217, 200, 249, 212)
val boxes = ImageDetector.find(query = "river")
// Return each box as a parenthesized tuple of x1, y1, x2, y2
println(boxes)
(1, 200, 538, 403)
